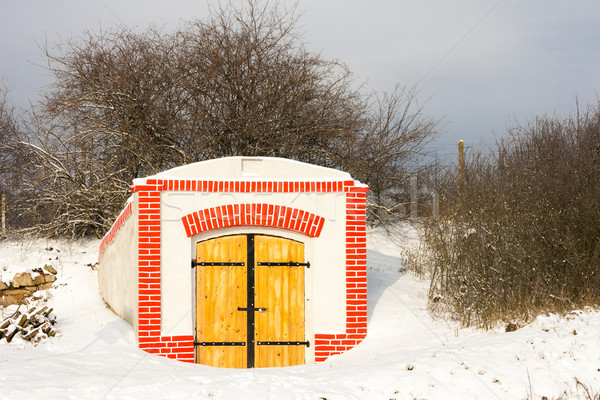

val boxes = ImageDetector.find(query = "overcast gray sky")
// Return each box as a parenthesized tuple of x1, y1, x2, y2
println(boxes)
(1, 0, 600, 158)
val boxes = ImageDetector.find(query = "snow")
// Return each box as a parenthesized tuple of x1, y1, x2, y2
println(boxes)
(1, 231, 599, 399)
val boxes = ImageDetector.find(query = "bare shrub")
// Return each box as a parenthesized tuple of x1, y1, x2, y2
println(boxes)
(418, 102, 600, 327)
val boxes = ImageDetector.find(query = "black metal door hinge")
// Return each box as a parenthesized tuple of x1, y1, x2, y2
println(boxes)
(256, 341, 310, 347)
(195, 342, 246, 346)
(257, 261, 310, 268)
(192, 261, 245, 268)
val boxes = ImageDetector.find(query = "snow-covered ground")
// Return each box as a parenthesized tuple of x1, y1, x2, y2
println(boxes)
(0, 230, 599, 400)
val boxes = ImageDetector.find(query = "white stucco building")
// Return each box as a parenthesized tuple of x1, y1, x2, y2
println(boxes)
(98, 157, 368, 368)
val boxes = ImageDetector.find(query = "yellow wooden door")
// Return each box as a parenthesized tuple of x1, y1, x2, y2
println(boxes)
(195, 234, 306, 368)
(254, 235, 306, 367)
(195, 235, 247, 368)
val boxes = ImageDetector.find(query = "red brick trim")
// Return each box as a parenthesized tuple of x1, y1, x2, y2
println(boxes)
(138, 335, 195, 362)
(157, 179, 353, 193)
(99, 202, 133, 261)
(181, 204, 325, 238)
(136, 188, 172, 358)
(131, 178, 359, 193)
(135, 189, 195, 363)
(314, 187, 369, 362)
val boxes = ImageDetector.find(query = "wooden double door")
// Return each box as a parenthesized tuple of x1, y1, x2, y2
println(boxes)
(195, 234, 308, 368)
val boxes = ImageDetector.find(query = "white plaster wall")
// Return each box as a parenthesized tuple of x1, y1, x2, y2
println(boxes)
(159, 190, 347, 343)
(98, 203, 139, 335)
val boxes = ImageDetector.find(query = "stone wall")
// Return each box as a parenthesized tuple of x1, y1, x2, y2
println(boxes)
(0, 265, 58, 306)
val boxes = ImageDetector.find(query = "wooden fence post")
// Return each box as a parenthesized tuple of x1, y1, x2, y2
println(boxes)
(458, 140, 465, 191)
(1, 194, 5, 236)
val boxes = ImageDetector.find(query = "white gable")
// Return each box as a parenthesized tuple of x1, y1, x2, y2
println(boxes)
(153, 156, 351, 180)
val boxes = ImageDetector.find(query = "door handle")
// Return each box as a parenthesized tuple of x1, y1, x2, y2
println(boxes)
(237, 307, 267, 312)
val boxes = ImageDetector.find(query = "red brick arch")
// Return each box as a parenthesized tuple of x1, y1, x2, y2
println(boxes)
(181, 203, 325, 238)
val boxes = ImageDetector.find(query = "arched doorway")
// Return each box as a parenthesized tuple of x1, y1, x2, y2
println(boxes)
(194, 234, 308, 368)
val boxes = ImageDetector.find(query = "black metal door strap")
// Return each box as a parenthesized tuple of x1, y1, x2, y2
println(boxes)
(257, 261, 310, 268)
(196, 342, 246, 346)
(257, 341, 310, 347)
(192, 261, 245, 268)
(245, 234, 256, 368)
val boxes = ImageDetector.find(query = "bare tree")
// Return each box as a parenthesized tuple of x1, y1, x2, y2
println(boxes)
(18, 114, 127, 237)
(0, 84, 33, 231)
(24, 0, 438, 236)
(0, 85, 19, 185)
(173, 2, 365, 166)
(343, 85, 439, 225)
